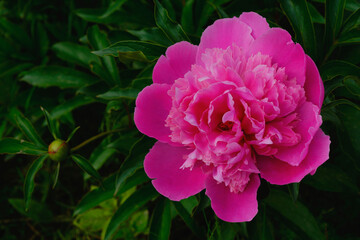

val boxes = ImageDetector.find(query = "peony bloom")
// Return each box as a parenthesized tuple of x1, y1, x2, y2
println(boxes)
(134, 12, 330, 222)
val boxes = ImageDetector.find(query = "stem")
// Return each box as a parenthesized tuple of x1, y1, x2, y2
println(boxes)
(70, 129, 124, 152)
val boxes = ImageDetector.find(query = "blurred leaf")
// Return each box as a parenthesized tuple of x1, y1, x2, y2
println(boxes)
(345, 0, 360, 12)
(15, 112, 47, 148)
(320, 60, 360, 80)
(173, 201, 206, 239)
(264, 190, 325, 240)
(97, 87, 139, 100)
(100, 0, 128, 18)
(154, 0, 191, 43)
(279, 0, 317, 60)
(149, 198, 172, 240)
(93, 40, 165, 62)
(35, 22, 49, 57)
(40, 106, 60, 140)
(84, 146, 117, 180)
(8, 198, 53, 222)
(24, 154, 48, 210)
(304, 164, 359, 193)
(308, 2, 325, 24)
(0, 138, 47, 155)
(114, 136, 155, 195)
(88, 25, 120, 85)
(104, 183, 158, 240)
(71, 154, 102, 182)
(74, 170, 148, 216)
(21, 66, 98, 89)
(0, 63, 34, 79)
(127, 28, 172, 46)
(51, 95, 95, 119)
(52, 42, 101, 68)
(0, 19, 32, 49)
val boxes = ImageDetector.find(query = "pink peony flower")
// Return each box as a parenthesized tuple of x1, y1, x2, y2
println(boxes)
(134, 12, 330, 222)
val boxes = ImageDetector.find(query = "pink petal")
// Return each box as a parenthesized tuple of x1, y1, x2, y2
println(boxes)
(248, 28, 306, 86)
(134, 83, 172, 143)
(239, 12, 270, 39)
(304, 55, 324, 107)
(205, 174, 260, 222)
(144, 142, 208, 201)
(197, 17, 254, 64)
(153, 41, 198, 85)
(258, 129, 330, 185)
(275, 101, 322, 166)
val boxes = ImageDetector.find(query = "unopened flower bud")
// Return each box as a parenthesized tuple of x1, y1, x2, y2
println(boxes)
(48, 139, 69, 162)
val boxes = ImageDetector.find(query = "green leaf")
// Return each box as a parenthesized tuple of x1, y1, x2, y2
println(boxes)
(304, 164, 359, 193)
(52, 162, 60, 189)
(154, 0, 190, 43)
(114, 136, 155, 195)
(279, 0, 317, 60)
(324, 0, 346, 49)
(343, 76, 360, 97)
(173, 201, 206, 239)
(338, 28, 360, 44)
(104, 183, 158, 240)
(341, 8, 360, 34)
(66, 126, 80, 143)
(181, 0, 196, 34)
(84, 147, 116, 180)
(149, 198, 172, 240)
(52, 42, 101, 68)
(88, 25, 120, 85)
(100, 0, 128, 18)
(308, 2, 325, 24)
(97, 87, 139, 100)
(0, 63, 34, 79)
(320, 60, 360, 80)
(74, 170, 148, 216)
(322, 99, 360, 113)
(337, 104, 360, 154)
(51, 95, 95, 119)
(14, 113, 47, 148)
(23, 155, 48, 210)
(264, 190, 325, 240)
(92, 40, 165, 62)
(0, 138, 47, 155)
(288, 183, 300, 201)
(41, 106, 59, 139)
(127, 28, 172, 46)
(8, 198, 53, 222)
(71, 154, 102, 182)
(21, 66, 98, 89)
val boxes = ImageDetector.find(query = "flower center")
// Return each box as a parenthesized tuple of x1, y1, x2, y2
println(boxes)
(217, 121, 234, 131)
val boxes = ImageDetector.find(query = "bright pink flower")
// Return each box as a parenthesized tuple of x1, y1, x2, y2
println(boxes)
(134, 12, 330, 222)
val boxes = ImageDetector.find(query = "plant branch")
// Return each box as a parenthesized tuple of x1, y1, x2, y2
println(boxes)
(70, 129, 124, 152)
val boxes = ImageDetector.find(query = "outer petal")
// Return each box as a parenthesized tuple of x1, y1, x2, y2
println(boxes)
(275, 101, 322, 166)
(144, 142, 208, 201)
(304, 55, 324, 107)
(197, 17, 254, 63)
(153, 41, 198, 84)
(248, 28, 306, 86)
(239, 12, 270, 39)
(205, 174, 260, 222)
(134, 83, 172, 143)
(258, 129, 330, 185)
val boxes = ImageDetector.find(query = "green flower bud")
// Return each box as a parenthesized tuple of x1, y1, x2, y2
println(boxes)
(48, 139, 69, 162)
